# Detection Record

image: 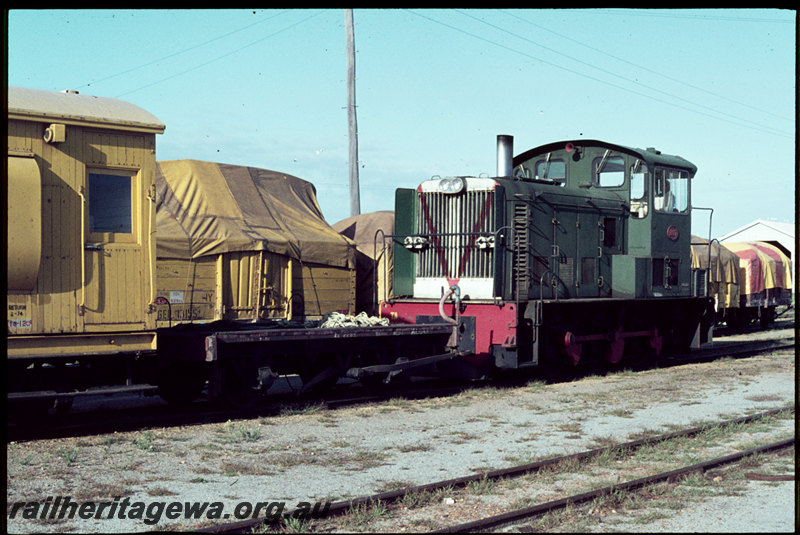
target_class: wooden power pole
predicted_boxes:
[345,8,360,216]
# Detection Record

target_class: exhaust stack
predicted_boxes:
[497,135,513,177]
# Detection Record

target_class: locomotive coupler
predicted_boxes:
[439,285,462,349]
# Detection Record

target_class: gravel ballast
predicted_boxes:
[6,337,795,533]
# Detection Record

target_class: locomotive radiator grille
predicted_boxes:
[415,189,495,281]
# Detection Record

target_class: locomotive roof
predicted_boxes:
[7,86,165,134]
[514,139,697,176]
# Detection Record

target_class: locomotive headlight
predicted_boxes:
[403,236,429,250]
[475,235,495,249]
[437,177,465,194]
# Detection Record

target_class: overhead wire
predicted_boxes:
[454,9,792,136]
[406,9,792,139]
[77,10,290,91]
[500,9,791,124]
[571,9,796,24]
[114,10,326,98]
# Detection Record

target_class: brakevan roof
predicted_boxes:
[155,159,355,269]
[7,86,165,133]
[514,139,697,176]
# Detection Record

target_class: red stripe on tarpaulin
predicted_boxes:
[730,245,764,295]
[749,242,785,288]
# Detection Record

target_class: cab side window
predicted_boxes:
[654,167,689,213]
[629,159,648,218]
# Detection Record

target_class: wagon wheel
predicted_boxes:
[299,351,352,393]
[53,396,74,415]
[157,362,208,405]
[8,399,55,421]
[218,356,264,410]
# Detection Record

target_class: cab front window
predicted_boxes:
[534,158,565,186]
[592,152,625,187]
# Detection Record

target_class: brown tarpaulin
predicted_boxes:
[690,236,740,309]
[156,159,355,268]
[332,211,395,313]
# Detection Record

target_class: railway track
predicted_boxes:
[198,406,794,533]
[7,334,794,443]
[436,437,794,533]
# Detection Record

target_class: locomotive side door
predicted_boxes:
[650,167,692,296]
[575,210,601,298]
[591,152,626,298]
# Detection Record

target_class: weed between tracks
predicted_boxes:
[270,410,794,533]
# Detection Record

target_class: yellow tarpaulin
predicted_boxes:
[723,241,792,296]
[332,211,395,312]
[690,236,740,308]
[156,160,355,269]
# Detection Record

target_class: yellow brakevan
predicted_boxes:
[7,86,164,406]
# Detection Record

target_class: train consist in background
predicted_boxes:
[691,238,792,329]
[7,87,792,413]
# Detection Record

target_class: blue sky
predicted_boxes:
[7,8,796,237]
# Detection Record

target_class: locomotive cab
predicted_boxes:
[513,140,697,301]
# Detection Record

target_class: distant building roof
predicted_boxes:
[720,219,794,243]
[720,219,795,272]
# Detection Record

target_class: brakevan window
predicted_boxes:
[653,167,689,213]
[592,153,625,187]
[88,171,134,238]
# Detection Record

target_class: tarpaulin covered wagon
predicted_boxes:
[155,160,357,326]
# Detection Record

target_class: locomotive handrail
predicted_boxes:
[373,228,389,314]
[692,206,715,250]
[78,186,86,316]
[393,231,495,238]
[539,268,562,304]
[692,206,715,296]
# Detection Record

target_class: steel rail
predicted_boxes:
[198,405,794,534]
[665,338,795,366]
[435,437,795,533]
[8,335,792,443]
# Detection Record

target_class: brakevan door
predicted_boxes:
[82,168,151,330]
